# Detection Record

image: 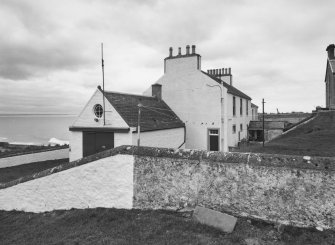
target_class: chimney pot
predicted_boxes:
[228,67,231,75]
[186,45,190,55]
[225,68,228,74]
[169,47,173,57]
[215,69,218,75]
[178,47,181,55]
[326,44,335,59]
[191,45,196,54]
[219,69,222,75]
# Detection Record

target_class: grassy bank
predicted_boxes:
[237,111,335,156]
[0,158,69,184]
[0,208,334,245]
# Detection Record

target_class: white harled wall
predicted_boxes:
[132,127,185,149]
[0,155,134,212]
[145,54,252,150]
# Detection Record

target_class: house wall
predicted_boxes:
[146,54,252,151]
[132,127,185,149]
[227,95,252,146]
[69,89,130,161]
[72,89,128,128]
[69,131,82,161]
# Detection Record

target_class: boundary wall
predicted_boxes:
[0,146,335,230]
[0,148,69,168]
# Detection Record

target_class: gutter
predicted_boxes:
[177,125,186,149]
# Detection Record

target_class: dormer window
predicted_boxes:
[93,104,103,118]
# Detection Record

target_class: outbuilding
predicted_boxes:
[69,87,185,161]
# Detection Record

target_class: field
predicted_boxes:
[1,208,335,245]
[237,111,335,156]
[0,159,69,183]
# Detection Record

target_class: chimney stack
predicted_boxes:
[326,44,335,60]
[178,47,181,56]
[169,47,173,57]
[186,45,190,55]
[191,45,196,54]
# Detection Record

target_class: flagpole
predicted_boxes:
[101,43,106,126]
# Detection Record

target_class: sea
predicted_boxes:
[0,114,77,145]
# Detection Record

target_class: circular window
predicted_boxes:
[93,104,103,118]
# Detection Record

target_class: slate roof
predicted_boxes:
[102,90,184,132]
[202,71,252,100]
[251,103,258,108]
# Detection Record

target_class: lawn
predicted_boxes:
[0,208,335,245]
[0,158,69,184]
[237,111,335,157]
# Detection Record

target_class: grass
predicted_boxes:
[0,208,335,245]
[0,158,69,184]
[237,111,335,157]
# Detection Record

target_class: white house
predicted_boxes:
[69,45,253,161]
[69,87,185,161]
[144,45,253,151]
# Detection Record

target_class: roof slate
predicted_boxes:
[202,71,251,100]
[102,90,184,132]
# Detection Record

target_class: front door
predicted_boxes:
[83,132,114,157]
[208,129,219,151]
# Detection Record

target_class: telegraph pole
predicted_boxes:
[262,98,265,147]
[137,103,142,147]
[101,43,106,126]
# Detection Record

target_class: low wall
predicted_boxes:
[0,146,335,230]
[0,154,133,212]
[0,148,69,168]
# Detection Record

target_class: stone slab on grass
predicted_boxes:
[193,206,237,233]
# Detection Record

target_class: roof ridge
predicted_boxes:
[201,71,251,100]
[98,87,156,99]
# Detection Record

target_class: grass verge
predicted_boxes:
[0,208,334,245]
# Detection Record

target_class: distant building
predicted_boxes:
[325,44,335,109]
[251,103,258,120]
[248,121,285,142]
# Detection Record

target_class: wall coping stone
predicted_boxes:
[0,145,69,159]
[1,145,335,190]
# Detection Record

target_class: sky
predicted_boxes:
[0,0,334,114]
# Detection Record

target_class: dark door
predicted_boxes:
[208,129,219,151]
[83,132,114,157]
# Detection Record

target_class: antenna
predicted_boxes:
[101,43,106,126]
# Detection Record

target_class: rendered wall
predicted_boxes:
[0,154,134,212]
[0,148,69,168]
[69,131,82,161]
[132,127,185,149]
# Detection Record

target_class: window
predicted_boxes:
[232,125,236,134]
[233,97,236,116]
[240,124,243,131]
[246,100,248,116]
[93,104,103,118]
[240,98,243,115]
[208,129,219,151]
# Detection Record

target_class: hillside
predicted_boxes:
[240,111,335,156]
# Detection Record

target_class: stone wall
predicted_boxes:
[1,146,335,230]
[131,147,335,229]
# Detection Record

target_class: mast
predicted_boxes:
[101,43,106,126]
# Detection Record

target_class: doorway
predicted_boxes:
[83,132,114,157]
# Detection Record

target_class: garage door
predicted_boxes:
[83,132,114,157]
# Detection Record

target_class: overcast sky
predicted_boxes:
[0,0,333,114]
